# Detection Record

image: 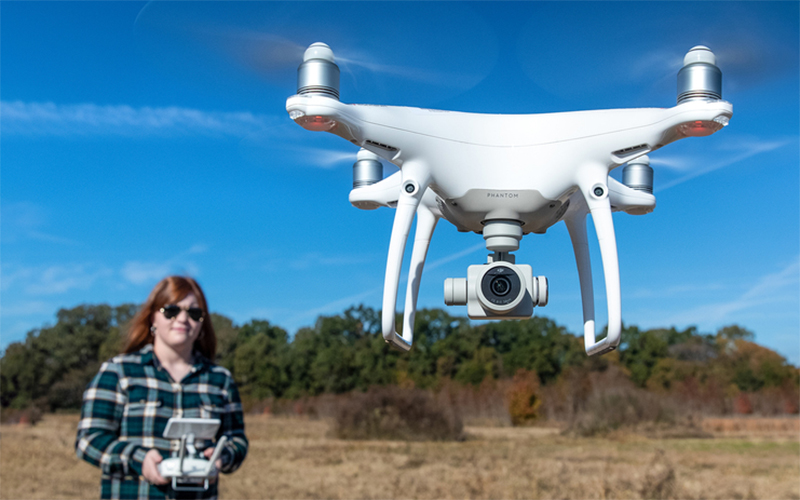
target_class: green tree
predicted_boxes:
[232,320,289,400]
[0,304,137,410]
[480,316,582,384]
[211,313,240,370]
[618,325,670,387]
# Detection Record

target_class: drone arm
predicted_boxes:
[382,161,431,351]
[401,204,439,345]
[568,169,622,356]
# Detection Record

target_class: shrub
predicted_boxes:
[436,377,511,426]
[0,405,43,425]
[568,391,670,436]
[734,393,753,414]
[565,369,676,437]
[506,369,541,426]
[332,386,463,441]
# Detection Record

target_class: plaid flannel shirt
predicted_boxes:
[76,344,248,499]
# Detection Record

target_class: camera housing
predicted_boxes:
[444,262,548,320]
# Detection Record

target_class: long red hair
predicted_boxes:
[125,276,216,360]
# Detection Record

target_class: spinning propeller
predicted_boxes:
[133,1,498,105]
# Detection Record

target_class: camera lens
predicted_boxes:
[490,276,511,296]
[480,265,522,308]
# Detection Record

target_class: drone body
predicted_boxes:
[287,43,732,355]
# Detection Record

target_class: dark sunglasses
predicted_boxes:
[159,304,205,322]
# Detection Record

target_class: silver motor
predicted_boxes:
[352,149,383,189]
[298,42,340,100]
[623,155,654,193]
[677,45,721,104]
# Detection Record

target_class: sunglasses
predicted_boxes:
[159,304,205,322]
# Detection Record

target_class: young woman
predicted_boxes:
[76,276,247,499]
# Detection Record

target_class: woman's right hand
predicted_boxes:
[141,449,169,485]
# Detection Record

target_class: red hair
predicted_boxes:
[125,276,216,360]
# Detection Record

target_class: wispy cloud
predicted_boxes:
[663,257,800,326]
[424,242,485,272]
[280,241,485,327]
[1,263,114,296]
[286,252,375,271]
[282,287,381,328]
[655,137,793,192]
[625,282,726,300]
[1,101,283,137]
[120,244,208,285]
[1,201,80,245]
[0,300,54,318]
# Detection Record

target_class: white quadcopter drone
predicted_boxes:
[157,417,228,492]
[287,43,732,356]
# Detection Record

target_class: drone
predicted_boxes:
[157,417,228,492]
[287,43,732,356]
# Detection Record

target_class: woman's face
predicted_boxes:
[151,292,204,353]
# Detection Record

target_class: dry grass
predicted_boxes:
[2,414,799,499]
[702,417,800,437]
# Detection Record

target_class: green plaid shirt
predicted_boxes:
[76,344,248,499]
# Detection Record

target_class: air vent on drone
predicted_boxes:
[612,143,650,162]
[365,140,399,153]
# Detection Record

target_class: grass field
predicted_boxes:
[1,414,798,499]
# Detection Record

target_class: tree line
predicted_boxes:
[1,303,797,413]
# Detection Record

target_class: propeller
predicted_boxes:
[513,2,794,105]
[133,1,499,106]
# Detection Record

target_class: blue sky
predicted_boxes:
[2,1,798,364]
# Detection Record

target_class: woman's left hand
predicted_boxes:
[204,447,223,481]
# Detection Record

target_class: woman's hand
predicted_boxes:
[141,449,169,485]
[204,447,223,470]
[204,447,223,482]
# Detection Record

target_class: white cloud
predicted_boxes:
[186,244,209,255]
[663,258,800,326]
[120,260,200,286]
[282,287,380,328]
[1,264,114,296]
[286,252,376,271]
[625,282,726,300]
[119,244,206,285]
[280,242,485,327]
[0,101,283,138]
[424,242,485,272]
[0,300,53,318]
[120,261,176,286]
[0,201,79,245]
[655,137,793,192]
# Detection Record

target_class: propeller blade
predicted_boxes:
[133,1,499,105]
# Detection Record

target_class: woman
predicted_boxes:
[76,276,247,499]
